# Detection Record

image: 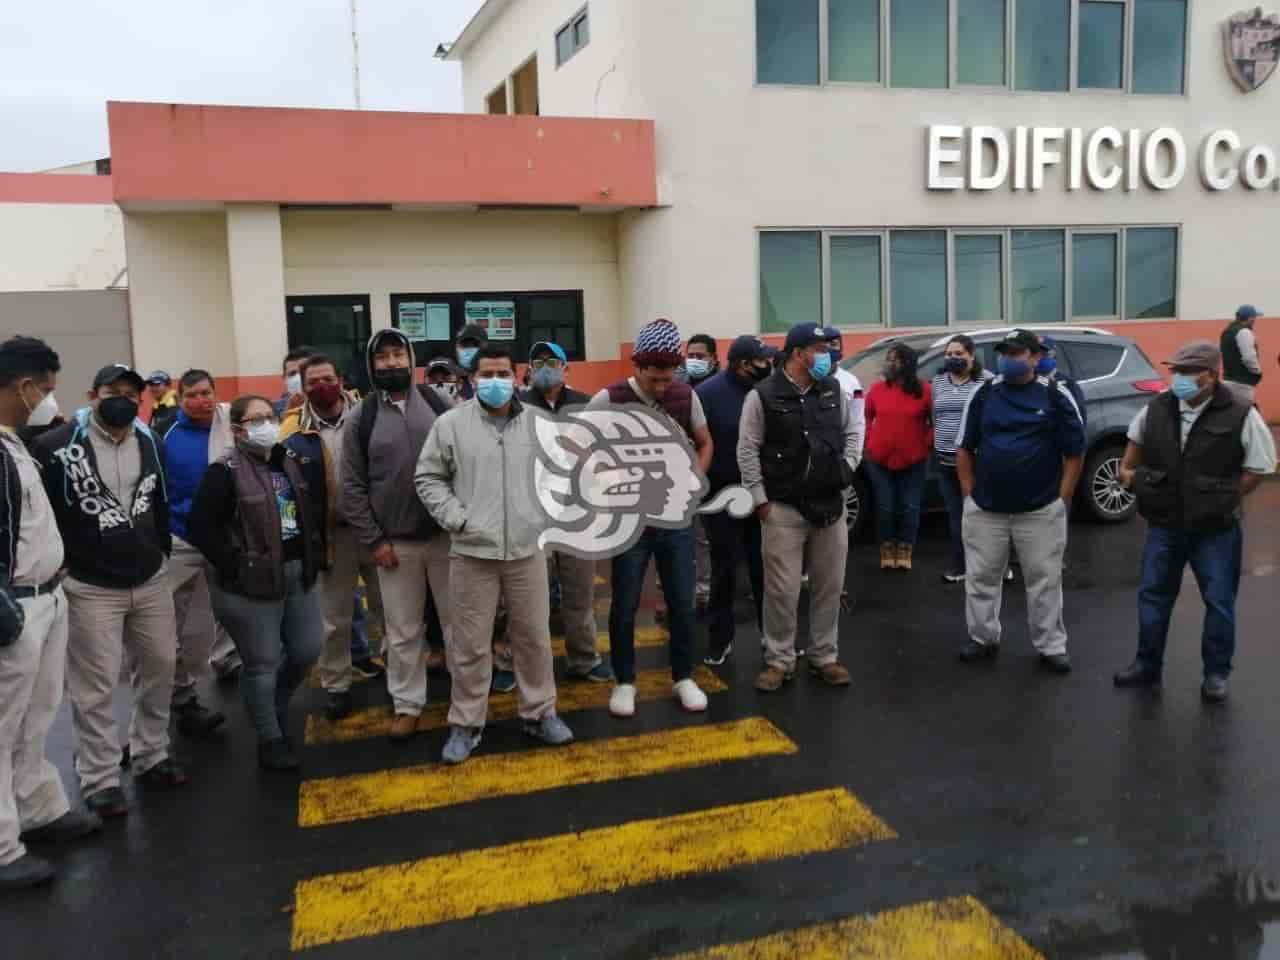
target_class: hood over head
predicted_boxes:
[365,329,417,387]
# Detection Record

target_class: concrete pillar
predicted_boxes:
[225,204,287,379]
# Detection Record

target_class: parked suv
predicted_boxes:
[840,326,1167,540]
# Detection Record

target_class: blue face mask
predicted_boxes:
[998,356,1032,380]
[685,358,711,380]
[828,346,843,364]
[1170,373,1203,400]
[1036,357,1057,375]
[457,346,478,371]
[533,365,564,392]
[810,352,833,378]
[476,376,515,408]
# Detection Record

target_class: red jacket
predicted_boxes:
[865,381,933,470]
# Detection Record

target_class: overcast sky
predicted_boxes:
[0,0,483,171]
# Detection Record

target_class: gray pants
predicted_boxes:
[317,525,360,694]
[963,498,1068,655]
[64,569,176,795]
[377,537,452,716]
[210,560,323,743]
[761,503,847,672]
[170,536,240,704]
[549,550,599,675]
[0,590,71,865]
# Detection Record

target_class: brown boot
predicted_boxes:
[879,543,896,569]
[898,543,914,571]
[389,714,418,743]
[754,665,793,692]
[425,648,448,675]
[809,661,852,686]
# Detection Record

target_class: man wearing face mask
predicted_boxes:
[454,324,488,402]
[34,366,188,817]
[416,344,574,764]
[16,385,63,453]
[342,330,453,742]
[1115,341,1276,703]
[956,329,1085,672]
[518,341,611,682]
[425,357,461,404]
[679,335,720,387]
[1035,337,1086,426]
[695,335,771,665]
[739,323,859,692]
[273,347,316,419]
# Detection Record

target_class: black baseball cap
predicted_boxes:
[994,329,1044,354]
[92,364,146,392]
[783,322,827,352]
[727,335,767,366]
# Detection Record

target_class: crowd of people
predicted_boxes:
[0,308,1273,890]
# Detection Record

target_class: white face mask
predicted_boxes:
[429,381,458,401]
[285,373,302,396]
[243,421,278,454]
[27,390,59,427]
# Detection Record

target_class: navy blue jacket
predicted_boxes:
[696,370,756,495]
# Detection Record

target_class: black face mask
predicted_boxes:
[748,364,771,382]
[373,367,412,393]
[98,396,139,428]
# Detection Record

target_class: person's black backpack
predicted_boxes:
[356,384,451,459]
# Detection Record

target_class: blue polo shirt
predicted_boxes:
[959,375,1085,514]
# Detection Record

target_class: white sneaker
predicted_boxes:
[609,684,637,718]
[673,678,708,712]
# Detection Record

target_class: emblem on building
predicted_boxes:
[1225,8,1280,92]
[530,405,753,560]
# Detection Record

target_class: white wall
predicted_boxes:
[0,203,125,292]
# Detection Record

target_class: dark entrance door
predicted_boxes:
[285,295,372,394]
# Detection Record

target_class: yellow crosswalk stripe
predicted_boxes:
[290,788,895,950]
[298,717,796,828]
[304,665,725,746]
[660,896,1043,959]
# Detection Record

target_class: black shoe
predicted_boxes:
[174,700,226,738]
[326,691,353,720]
[119,744,130,769]
[136,759,189,789]
[20,809,102,844]
[1202,675,1229,703]
[1039,653,1072,674]
[0,854,54,890]
[1114,661,1161,688]
[942,570,965,584]
[258,738,300,772]
[703,643,732,667]
[958,639,999,663]
[351,657,385,680]
[214,661,242,684]
[84,787,128,818]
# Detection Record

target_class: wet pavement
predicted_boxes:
[5,484,1280,958]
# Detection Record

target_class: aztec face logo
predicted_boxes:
[530,404,754,559]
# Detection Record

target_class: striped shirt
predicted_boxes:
[931,371,989,465]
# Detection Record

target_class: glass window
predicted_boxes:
[890,231,947,327]
[955,235,1004,323]
[891,0,949,88]
[1071,233,1118,317]
[830,235,883,327]
[1011,229,1065,323]
[957,0,1007,85]
[574,12,589,47]
[1125,227,1177,318]
[556,28,574,66]
[556,7,589,66]
[1133,0,1186,94]
[760,232,822,332]
[829,0,880,82]
[1078,1,1125,88]
[1015,0,1069,90]
[1062,341,1123,380]
[756,0,820,84]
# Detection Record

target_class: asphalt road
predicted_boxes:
[5,485,1280,959]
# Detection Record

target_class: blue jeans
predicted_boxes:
[935,457,966,573]
[1137,523,1242,678]
[702,511,764,651]
[864,459,927,546]
[609,525,695,684]
[349,587,371,661]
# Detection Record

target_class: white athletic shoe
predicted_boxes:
[673,678,708,712]
[609,684,637,718]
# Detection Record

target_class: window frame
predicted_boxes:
[758,224,1180,333]
[389,290,587,363]
[555,5,590,68]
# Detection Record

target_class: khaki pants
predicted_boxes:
[64,569,176,795]
[549,550,599,675]
[761,503,847,672]
[170,536,239,704]
[963,498,1068,655]
[0,590,71,865]
[317,526,360,694]
[377,537,452,716]
[448,553,556,729]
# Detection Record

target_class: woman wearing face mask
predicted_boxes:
[187,395,328,772]
[931,336,989,583]
[863,344,933,571]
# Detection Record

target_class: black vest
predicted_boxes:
[1134,385,1250,533]
[1221,321,1262,386]
[756,370,849,526]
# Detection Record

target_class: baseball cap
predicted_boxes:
[529,341,568,364]
[994,329,1044,354]
[783,322,827,353]
[457,323,488,346]
[1163,340,1221,371]
[1237,305,1262,321]
[727,335,767,366]
[821,326,844,342]
[426,357,456,373]
[92,364,145,392]
[145,370,171,385]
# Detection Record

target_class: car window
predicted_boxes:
[1060,341,1124,381]
[843,346,890,388]
[918,352,945,381]
[976,343,999,377]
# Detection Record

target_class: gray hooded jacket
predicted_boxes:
[341,330,445,549]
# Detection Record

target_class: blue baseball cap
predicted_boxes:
[529,341,568,364]
[783,322,826,352]
[1237,305,1261,320]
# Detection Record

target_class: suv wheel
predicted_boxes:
[1083,444,1137,523]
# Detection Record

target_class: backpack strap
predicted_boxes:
[357,394,380,462]
[417,384,451,417]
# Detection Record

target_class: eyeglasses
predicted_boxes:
[529,358,563,370]
[239,415,280,428]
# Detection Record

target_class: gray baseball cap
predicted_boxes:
[1163,340,1221,371]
